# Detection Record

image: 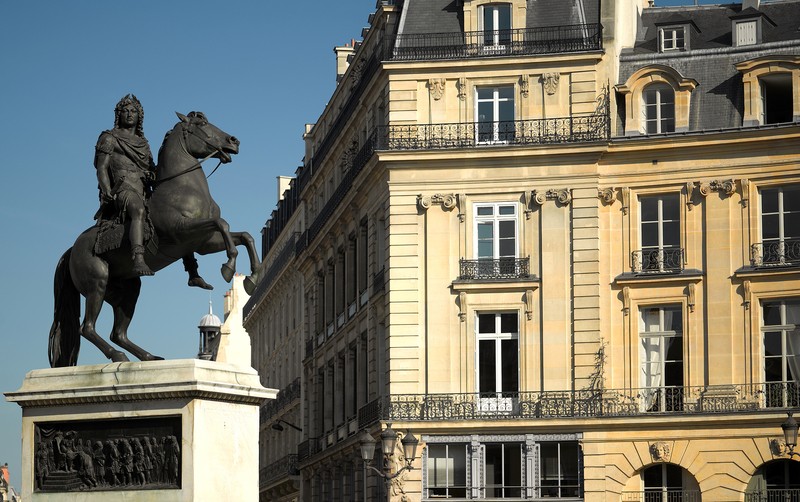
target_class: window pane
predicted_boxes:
[785,213,800,239]
[500,313,518,333]
[662,221,681,247]
[499,99,514,124]
[763,303,782,326]
[501,339,518,393]
[477,206,494,216]
[662,194,680,220]
[641,222,659,248]
[479,339,496,393]
[478,100,493,123]
[477,88,494,101]
[428,444,448,488]
[644,90,658,106]
[497,4,511,30]
[498,204,515,215]
[764,331,782,357]
[667,308,682,332]
[498,220,515,239]
[485,444,503,496]
[478,313,496,333]
[784,187,800,212]
[499,86,514,101]
[477,221,494,239]
[504,444,522,497]
[641,197,658,222]
[498,237,515,257]
[763,214,780,240]
[762,189,779,214]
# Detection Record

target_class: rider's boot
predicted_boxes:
[132,246,154,276]
[183,255,213,290]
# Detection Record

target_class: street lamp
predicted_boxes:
[271,419,303,432]
[358,426,419,482]
[782,411,799,458]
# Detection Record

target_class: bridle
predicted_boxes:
[151,117,229,186]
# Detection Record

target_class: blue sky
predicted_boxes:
[0,0,730,490]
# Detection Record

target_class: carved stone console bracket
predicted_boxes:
[686,182,696,210]
[743,279,751,310]
[525,290,534,321]
[687,283,696,313]
[532,188,572,206]
[740,178,750,207]
[418,193,458,212]
[457,77,467,101]
[459,291,467,322]
[598,187,616,206]
[699,179,736,198]
[541,73,560,95]
[621,187,631,215]
[623,287,630,315]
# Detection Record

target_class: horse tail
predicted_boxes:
[48,248,81,367]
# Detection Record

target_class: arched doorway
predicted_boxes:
[622,463,701,501]
[746,460,800,501]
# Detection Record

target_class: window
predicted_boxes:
[476,86,515,143]
[642,464,685,501]
[477,312,519,412]
[759,186,800,265]
[427,443,468,498]
[736,20,758,46]
[761,299,800,408]
[639,305,683,412]
[485,443,523,498]
[481,4,511,46]
[642,84,675,134]
[540,442,581,498]
[760,73,794,124]
[358,219,368,303]
[424,436,583,500]
[659,27,685,52]
[474,202,518,276]
[638,194,681,272]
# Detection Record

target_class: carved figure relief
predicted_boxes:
[428,78,446,101]
[520,75,530,98]
[770,437,789,457]
[650,441,671,462]
[34,417,181,492]
[418,193,458,211]
[541,73,560,95]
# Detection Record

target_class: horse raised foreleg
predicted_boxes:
[230,231,260,295]
[176,217,238,282]
[106,278,163,362]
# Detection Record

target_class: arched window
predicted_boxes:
[642,84,676,134]
[747,460,800,499]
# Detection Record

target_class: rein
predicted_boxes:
[151,122,227,187]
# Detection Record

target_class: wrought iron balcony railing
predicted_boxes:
[260,377,301,424]
[622,490,701,502]
[388,23,602,61]
[631,248,684,274]
[376,113,609,151]
[751,238,800,267]
[371,382,799,421]
[459,257,530,280]
[746,489,800,502]
[259,454,299,489]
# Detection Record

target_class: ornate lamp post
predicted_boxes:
[358,426,419,483]
[782,411,799,458]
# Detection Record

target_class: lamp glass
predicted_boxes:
[401,430,419,464]
[783,412,799,448]
[380,427,398,457]
[358,431,377,464]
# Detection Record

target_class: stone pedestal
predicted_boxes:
[5,359,276,501]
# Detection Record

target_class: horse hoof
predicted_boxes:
[111,351,130,363]
[243,276,257,295]
[221,264,235,282]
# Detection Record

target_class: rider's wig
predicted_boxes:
[114,94,145,137]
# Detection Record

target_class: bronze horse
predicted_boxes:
[49,112,260,367]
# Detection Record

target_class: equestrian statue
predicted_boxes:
[49,95,260,367]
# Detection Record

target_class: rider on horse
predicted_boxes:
[94,94,156,276]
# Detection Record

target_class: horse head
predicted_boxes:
[174,111,239,164]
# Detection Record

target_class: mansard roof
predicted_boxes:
[629,1,800,54]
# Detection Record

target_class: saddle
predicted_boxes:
[93,205,158,256]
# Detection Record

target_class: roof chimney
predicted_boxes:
[743,0,760,10]
[334,42,356,84]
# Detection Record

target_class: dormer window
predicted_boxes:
[730,9,774,48]
[735,20,758,46]
[481,4,512,46]
[660,26,685,52]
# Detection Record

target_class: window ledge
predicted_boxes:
[452,276,540,292]
[734,265,800,279]
[614,269,703,286]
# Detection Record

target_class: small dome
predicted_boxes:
[198,301,222,328]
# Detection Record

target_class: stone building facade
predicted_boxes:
[243,0,800,500]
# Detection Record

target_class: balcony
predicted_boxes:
[631,248,685,274]
[751,238,800,267]
[459,257,530,280]
[387,23,602,61]
[622,490,701,502]
[259,378,301,424]
[746,490,800,502]
[369,382,798,421]
[259,454,298,490]
[377,113,609,151]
